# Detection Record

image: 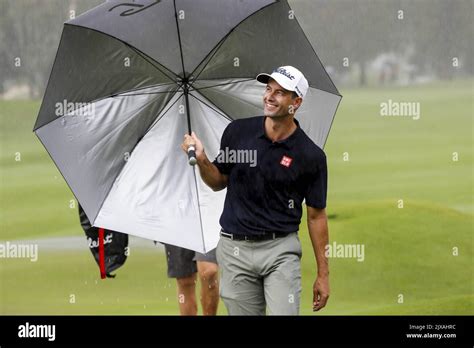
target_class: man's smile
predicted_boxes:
[265,102,278,110]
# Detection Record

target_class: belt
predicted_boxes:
[220,229,292,241]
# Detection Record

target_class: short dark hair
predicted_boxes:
[291,91,298,99]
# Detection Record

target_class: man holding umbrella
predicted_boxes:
[181,66,330,315]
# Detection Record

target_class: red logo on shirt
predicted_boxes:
[280,155,293,167]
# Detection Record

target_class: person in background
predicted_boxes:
[163,244,219,315]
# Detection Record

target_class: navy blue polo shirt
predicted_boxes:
[212,116,327,236]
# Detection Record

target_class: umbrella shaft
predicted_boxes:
[184,86,192,135]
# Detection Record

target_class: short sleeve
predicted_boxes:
[212,122,234,175]
[305,154,328,209]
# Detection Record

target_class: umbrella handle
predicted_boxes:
[187,145,197,166]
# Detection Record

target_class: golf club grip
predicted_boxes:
[187,145,197,166]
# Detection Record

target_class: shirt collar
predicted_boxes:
[257,116,302,149]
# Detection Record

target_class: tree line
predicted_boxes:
[0,0,472,98]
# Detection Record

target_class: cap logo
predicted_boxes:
[274,67,295,80]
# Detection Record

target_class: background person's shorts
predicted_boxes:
[163,244,217,278]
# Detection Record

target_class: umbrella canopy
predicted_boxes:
[34,0,341,253]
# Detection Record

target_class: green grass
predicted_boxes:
[0,79,472,315]
[300,201,472,315]
[0,249,182,315]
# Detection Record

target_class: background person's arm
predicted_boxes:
[307,205,330,311]
[181,132,228,191]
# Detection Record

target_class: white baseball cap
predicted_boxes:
[256,65,309,98]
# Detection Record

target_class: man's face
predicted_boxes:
[263,79,301,118]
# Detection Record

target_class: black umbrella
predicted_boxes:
[34,0,341,253]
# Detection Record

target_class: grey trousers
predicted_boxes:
[216,232,302,315]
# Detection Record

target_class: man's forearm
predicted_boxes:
[308,214,329,277]
[196,151,227,191]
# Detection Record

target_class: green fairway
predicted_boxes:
[0,79,472,315]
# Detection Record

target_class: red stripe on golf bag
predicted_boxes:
[98,228,106,279]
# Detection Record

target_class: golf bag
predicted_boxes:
[78,205,128,278]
